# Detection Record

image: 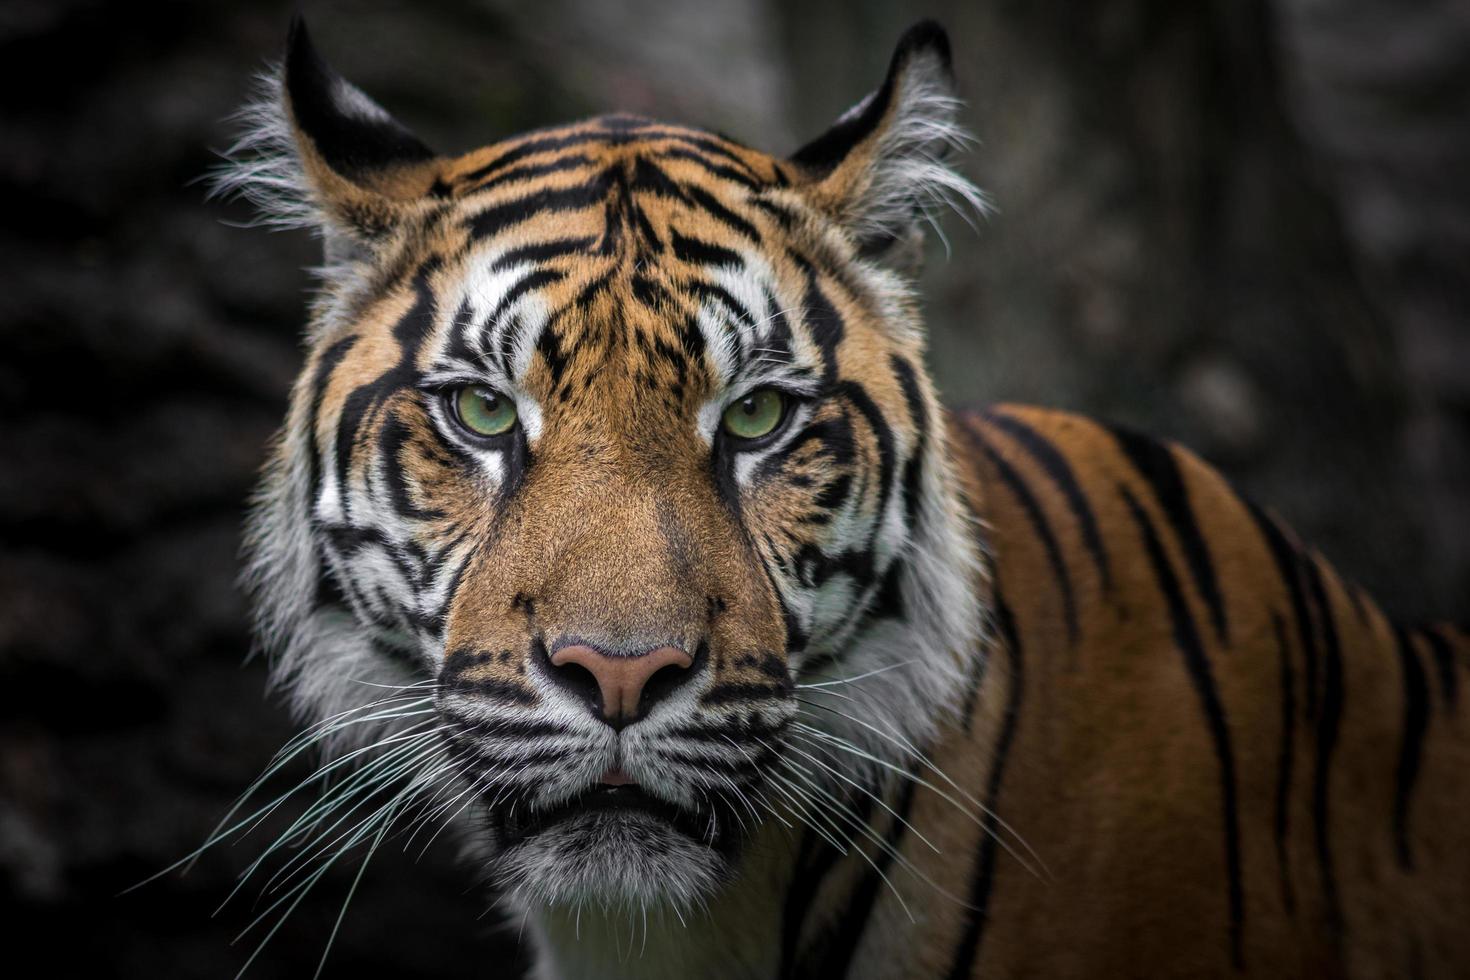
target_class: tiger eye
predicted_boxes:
[453,386,518,437]
[721,389,787,442]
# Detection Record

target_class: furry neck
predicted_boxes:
[522,825,798,980]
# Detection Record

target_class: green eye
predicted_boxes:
[721,388,787,442]
[453,385,518,437]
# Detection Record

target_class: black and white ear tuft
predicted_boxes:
[213,17,442,257]
[790,21,987,257]
[281,18,435,183]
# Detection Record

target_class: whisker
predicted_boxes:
[124,698,437,892]
[230,731,445,908]
[312,803,394,980]
[777,755,981,913]
[796,659,919,689]
[783,737,941,855]
[791,705,1049,881]
[765,766,915,922]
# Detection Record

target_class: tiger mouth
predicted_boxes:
[496,783,717,847]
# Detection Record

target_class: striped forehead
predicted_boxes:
[439,115,789,200]
[413,123,832,409]
[433,246,810,386]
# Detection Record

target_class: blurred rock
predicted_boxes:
[1178,356,1267,458]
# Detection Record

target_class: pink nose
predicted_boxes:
[549,644,694,728]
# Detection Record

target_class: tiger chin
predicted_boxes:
[220,14,1470,980]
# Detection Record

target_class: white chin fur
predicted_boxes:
[490,810,727,914]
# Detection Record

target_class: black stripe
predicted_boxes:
[455,130,616,187]
[699,682,790,706]
[1391,623,1430,871]
[1120,485,1244,969]
[780,785,876,980]
[489,236,597,271]
[378,412,441,522]
[318,522,399,557]
[420,541,472,639]
[572,270,616,310]
[534,322,569,389]
[946,589,1023,980]
[751,197,796,229]
[804,767,921,980]
[442,645,496,675]
[779,833,841,977]
[442,677,538,706]
[466,176,611,240]
[482,269,565,342]
[445,741,568,769]
[305,334,358,498]
[1246,501,1320,720]
[446,716,568,742]
[660,750,773,779]
[985,409,1112,593]
[1112,426,1229,645]
[960,423,1078,644]
[685,280,753,327]
[1345,582,1371,626]
[334,265,438,514]
[682,183,762,242]
[1421,626,1459,712]
[958,514,994,734]
[654,147,760,190]
[468,153,594,194]
[668,720,786,743]
[890,355,928,531]
[863,558,904,619]
[455,126,761,190]
[630,273,672,312]
[796,263,843,383]
[959,640,989,735]
[629,155,689,203]
[631,199,664,254]
[1271,612,1297,913]
[732,652,789,680]
[834,381,898,558]
[1299,555,1345,942]
[656,132,763,182]
[670,230,743,268]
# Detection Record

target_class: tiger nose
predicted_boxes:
[548,644,695,729]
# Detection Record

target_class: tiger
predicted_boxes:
[215,15,1470,979]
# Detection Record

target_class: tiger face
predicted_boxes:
[237,19,983,913]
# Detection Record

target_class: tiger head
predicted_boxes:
[235,19,985,913]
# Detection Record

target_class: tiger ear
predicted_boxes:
[789,21,986,260]
[215,17,444,263]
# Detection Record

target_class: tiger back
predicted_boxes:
[909,405,1470,978]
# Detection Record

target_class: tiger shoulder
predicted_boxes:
[937,401,1470,977]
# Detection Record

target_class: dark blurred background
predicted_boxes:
[1,0,1466,975]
